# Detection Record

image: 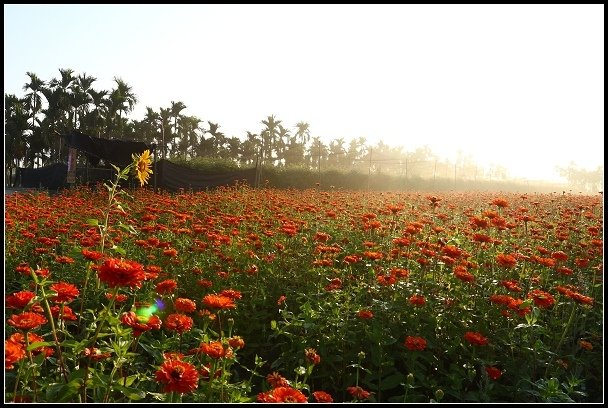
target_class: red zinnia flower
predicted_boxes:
[5,339,26,369]
[8,312,47,331]
[528,289,555,309]
[175,298,197,314]
[50,305,78,320]
[120,311,162,336]
[219,289,242,300]
[8,332,54,358]
[82,248,104,261]
[347,385,372,400]
[98,258,146,289]
[164,313,193,334]
[266,372,290,388]
[409,294,425,306]
[313,391,334,403]
[305,348,321,365]
[404,336,427,351]
[49,282,80,303]
[464,331,489,346]
[357,309,374,319]
[501,280,522,292]
[228,336,245,350]
[258,386,308,403]
[199,341,227,359]
[156,279,178,295]
[6,291,36,309]
[155,359,199,394]
[486,366,502,380]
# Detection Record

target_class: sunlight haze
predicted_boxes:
[4,4,604,183]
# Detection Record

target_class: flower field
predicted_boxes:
[4,181,603,402]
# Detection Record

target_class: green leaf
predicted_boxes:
[27,341,54,351]
[111,245,127,256]
[113,384,145,400]
[86,218,99,226]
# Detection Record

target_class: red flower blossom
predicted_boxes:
[98,258,146,289]
[496,253,517,268]
[120,311,162,336]
[202,294,236,310]
[156,279,178,295]
[347,385,372,400]
[453,265,475,283]
[404,336,427,351]
[313,391,334,403]
[82,248,104,261]
[258,386,308,403]
[83,347,112,361]
[164,313,193,334]
[486,366,502,380]
[305,348,321,365]
[501,280,522,292]
[464,331,489,346]
[228,336,245,350]
[175,298,197,314]
[266,372,290,388]
[155,359,199,394]
[50,305,78,320]
[528,289,555,309]
[409,294,425,306]
[5,339,26,369]
[8,312,47,331]
[357,309,374,319]
[199,341,228,359]
[219,289,242,300]
[277,295,287,305]
[49,281,80,303]
[8,332,54,358]
[6,291,36,309]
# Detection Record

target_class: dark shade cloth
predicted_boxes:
[15,163,67,189]
[154,159,257,192]
[63,130,155,168]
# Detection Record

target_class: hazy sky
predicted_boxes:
[4,4,604,182]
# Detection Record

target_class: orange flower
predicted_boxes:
[8,332,53,358]
[199,341,227,359]
[501,280,522,292]
[5,339,26,369]
[8,312,47,331]
[175,298,197,314]
[228,336,245,350]
[496,253,517,268]
[202,294,236,310]
[98,257,146,289]
[155,359,199,394]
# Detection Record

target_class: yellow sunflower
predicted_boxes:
[132,149,153,186]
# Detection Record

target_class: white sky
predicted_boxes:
[4,4,604,182]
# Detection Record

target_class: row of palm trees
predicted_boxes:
[5,68,497,185]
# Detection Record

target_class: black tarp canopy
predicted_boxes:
[63,130,155,168]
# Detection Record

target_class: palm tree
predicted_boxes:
[5,94,30,184]
[159,107,172,159]
[170,101,187,158]
[261,115,281,166]
[207,121,226,158]
[294,121,311,146]
[87,89,109,137]
[22,72,46,129]
[240,131,259,166]
[109,77,137,139]
[70,72,96,130]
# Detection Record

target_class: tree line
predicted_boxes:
[7,68,594,191]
